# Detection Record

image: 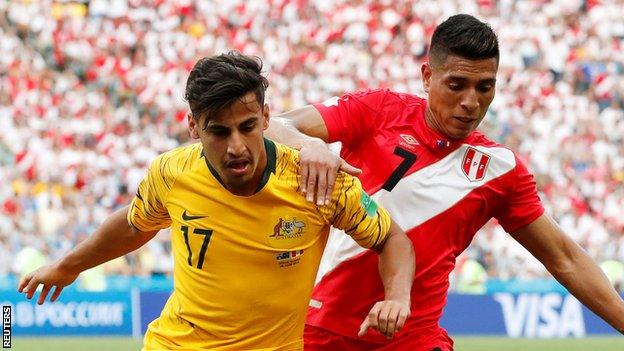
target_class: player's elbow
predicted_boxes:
[376,228,414,258]
[544,239,584,280]
[548,257,576,279]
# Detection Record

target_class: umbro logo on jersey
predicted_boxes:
[462,147,491,182]
[182,210,207,221]
[400,134,419,145]
[399,134,419,151]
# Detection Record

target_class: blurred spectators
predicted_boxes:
[0,0,622,288]
[453,254,487,295]
[600,259,624,293]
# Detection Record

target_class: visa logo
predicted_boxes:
[494,293,585,338]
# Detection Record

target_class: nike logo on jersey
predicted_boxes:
[182,210,207,221]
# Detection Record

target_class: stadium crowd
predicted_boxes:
[0,0,623,292]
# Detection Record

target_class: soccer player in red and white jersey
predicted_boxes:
[268,14,624,351]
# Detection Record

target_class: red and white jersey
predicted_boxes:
[309,89,545,343]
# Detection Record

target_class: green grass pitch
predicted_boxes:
[7,336,624,350]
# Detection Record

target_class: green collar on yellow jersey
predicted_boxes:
[203,138,277,194]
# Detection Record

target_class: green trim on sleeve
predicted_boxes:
[360,190,378,217]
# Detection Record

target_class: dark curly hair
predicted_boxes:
[184,51,269,129]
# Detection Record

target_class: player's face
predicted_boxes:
[189,92,270,196]
[422,55,498,139]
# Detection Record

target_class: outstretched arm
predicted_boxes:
[267,105,331,146]
[511,214,624,333]
[359,221,415,339]
[267,107,361,205]
[18,205,158,304]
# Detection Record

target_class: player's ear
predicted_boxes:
[188,113,200,139]
[422,62,432,93]
[262,103,270,130]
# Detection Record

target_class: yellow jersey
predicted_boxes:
[128,139,391,351]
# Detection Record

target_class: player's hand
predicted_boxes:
[358,299,411,339]
[299,138,361,205]
[17,262,79,305]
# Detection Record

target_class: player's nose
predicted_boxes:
[227,131,246,156]
[460,89,479,113]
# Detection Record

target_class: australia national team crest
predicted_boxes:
[269,217,307,240]
[462,147,491,182]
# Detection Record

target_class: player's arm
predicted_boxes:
[358,220,415,339]
[511,214,624,333]
[267,106,360,205]
[18,205,158,305]
[268,105,330,145]
[322,173,414,339]
[19,151,174,305]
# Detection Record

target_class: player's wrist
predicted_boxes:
[300,137,326,150]
[55,257,84,277]
[383,293,411,307]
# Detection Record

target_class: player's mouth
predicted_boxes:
[226,159,251,176]
[453,116,476,124]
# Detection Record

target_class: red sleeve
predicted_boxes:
[495,156,545,233]
[313,89,389,146]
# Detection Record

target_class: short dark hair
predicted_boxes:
[429,14,499,67]
[184,51,269,129]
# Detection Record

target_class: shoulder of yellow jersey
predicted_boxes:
[149,142,203,193]
[272,140,301,181]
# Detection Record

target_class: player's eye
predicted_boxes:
[241,122,257,133]
[210,128,230,137]
[477,83,494,93]
[448,82,463,91]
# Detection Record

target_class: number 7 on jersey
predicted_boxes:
[181,225,213,269]
[382,146,417,192]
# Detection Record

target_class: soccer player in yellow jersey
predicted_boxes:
[18,52,415,350]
